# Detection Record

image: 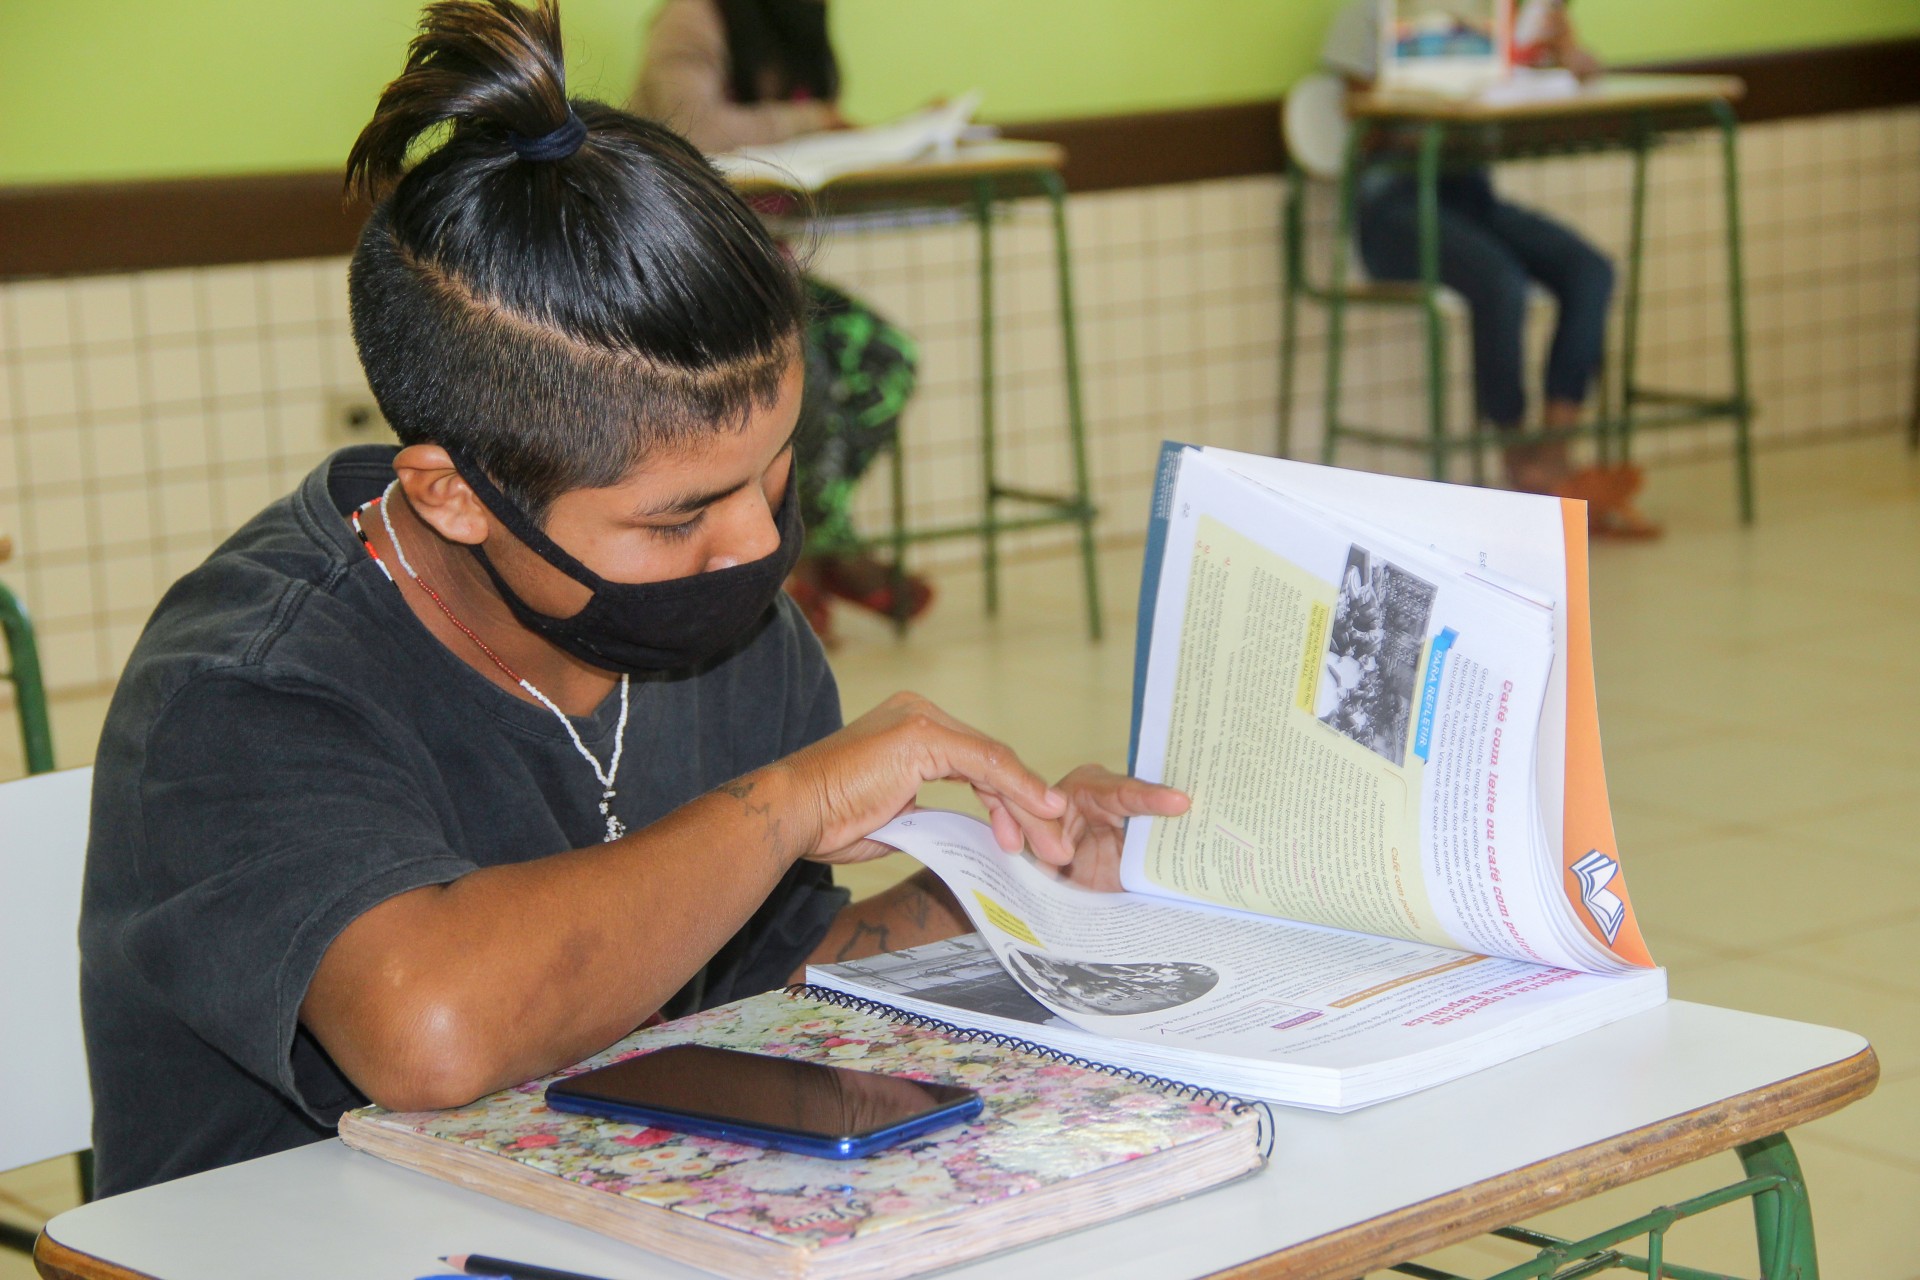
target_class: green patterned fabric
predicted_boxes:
[795,277,919,555]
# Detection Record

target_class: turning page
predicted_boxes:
[857,815,1665,1109]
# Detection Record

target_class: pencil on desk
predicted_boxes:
[443,1252,614,1280]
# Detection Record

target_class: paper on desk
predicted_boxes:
[711,91,982,191]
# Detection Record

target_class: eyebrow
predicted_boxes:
[634,420,802,520]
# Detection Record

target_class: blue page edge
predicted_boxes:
[1128,441,1196,773]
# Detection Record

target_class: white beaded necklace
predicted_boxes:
[361,480,631,842]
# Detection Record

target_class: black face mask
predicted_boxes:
[448,451,803,675]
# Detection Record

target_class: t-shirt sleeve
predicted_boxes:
[118,669,474,1124]
[1321,0,1381,82]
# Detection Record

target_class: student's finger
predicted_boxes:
[1099,776,1191,820]
[978,788,1072,864]
[978,793,1025,853]
[993,791,1073,866]
[933,725,1066,822]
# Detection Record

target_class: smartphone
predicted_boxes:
[544,1044,984,1159]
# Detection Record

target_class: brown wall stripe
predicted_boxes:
[2,36,1915,281]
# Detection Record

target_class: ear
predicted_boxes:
[392,444,491,548]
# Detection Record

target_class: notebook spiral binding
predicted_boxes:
[788,983,1276,1159]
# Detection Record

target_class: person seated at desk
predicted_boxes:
[633,0,930,638]
[1321,0,1657,537]
[78,0,1184,1198]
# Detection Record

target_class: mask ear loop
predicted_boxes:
[449,446,806,586]
[445,448,609,592]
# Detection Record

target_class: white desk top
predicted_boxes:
[43,1001,1871,1280]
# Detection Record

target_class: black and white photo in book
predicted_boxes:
[1314,544,1439,766]
[1006,951,1221,1017]
[871,947,1056,1025]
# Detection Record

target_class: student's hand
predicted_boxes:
[1045,764,1190,892]
[1549,10,1603,79]
[821,103,854,130]
[785,692,1069,866]
[1560,44,1603,80]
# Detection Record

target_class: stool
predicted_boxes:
[1277,75,1612,485]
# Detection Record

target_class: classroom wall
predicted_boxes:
[3,0,1918,186]
[4,103,1916,714]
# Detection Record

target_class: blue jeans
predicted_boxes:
[1356,168,1613,430]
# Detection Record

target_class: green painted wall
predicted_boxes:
[3,0,1916,186]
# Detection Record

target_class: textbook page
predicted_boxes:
[857,814,1665,1109]
[1196,448,1655,970]
[1120,449,1615,972]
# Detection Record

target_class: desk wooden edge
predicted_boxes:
[32,1047,1880,1280]
[1201,1044,1879,1280]
[1349,75,1748,122]
[727,142,1067,198]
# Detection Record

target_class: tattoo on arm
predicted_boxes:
[833,919,893,962]
[716,777,786,860]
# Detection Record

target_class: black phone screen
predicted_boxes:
[549,1044,979,1140]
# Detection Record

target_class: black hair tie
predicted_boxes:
[509,109,588,162]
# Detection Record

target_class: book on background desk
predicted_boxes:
[711,92,982,191]
[824,445,1663,1111]
[338,988,1263,1280]
[1380,0,1510,95]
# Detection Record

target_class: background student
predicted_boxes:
[634,0,932,637]
[1320,0,1656,537]
[81,0,1184,1197]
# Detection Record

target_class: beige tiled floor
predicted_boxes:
[3,434,1916,1278]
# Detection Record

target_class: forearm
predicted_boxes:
[795,869,971,980]
[305,763,816,1110]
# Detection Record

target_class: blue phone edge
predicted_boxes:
[542,1086,985,1160]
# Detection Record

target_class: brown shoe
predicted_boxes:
[1554,464,1643,511]
[1589,502,1664,540]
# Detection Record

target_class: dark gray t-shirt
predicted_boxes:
[80,445,849,1196]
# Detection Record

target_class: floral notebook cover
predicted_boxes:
[341,988,1260,1255]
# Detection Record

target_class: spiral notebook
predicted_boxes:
[338,988,1266,1280]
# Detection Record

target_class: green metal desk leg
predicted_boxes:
[1415,122,1449,482]
[1617,116,1650,468]
[0,582,54,776]
[1910,295,1920,450]
[1713,99,1757,524]
[1278,168,1304,459]
[973,179,1001,615]
[1910,279,1920,449]
[1322,125,1367,466]
[888,419,910,637]
[1740,1134,1819,1279]
[1040,170,1103,641]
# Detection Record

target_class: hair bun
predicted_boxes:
[348,0,575,201]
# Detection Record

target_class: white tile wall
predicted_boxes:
[1,105,1916,698]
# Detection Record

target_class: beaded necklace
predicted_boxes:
[351,481,631,842]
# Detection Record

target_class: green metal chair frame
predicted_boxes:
[1279,148,1618,489]
[778,163,1103,641]
[1388,1134,1820,1280]
[0,578,54,776]
[1300,103,1756,522]
[0,577,91,1256]
[1280,157,1518,487]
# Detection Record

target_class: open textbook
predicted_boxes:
[711,92,983,191]
[815,444,1663,1110]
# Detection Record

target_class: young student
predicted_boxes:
[1320,0,1657,536]
[79,0,1184,1197]
[634,0,930,638]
